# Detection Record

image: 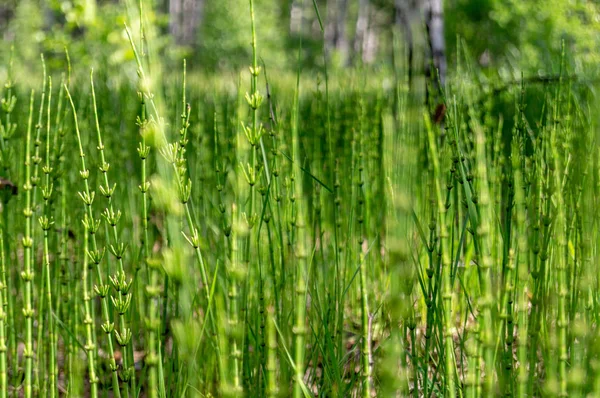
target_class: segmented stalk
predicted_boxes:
[228,204,243,394]
[550,83,568,398]
[512,137,529,398]
[356,121,372,397]
[266,305,278,397]
[138,84,160,398]
[472,112,496,395]
[90,70,135,394]
[0,51,15,396]
[291,31,308,398]
[22,90,35,398]
[31,55,46,210]
[0,227,6,398]
[82,224,99,397]
[32,56,46,396]
[425,113,455,398]
[64,85,122,398]
[40,75,57,398]
[165,62,220,380]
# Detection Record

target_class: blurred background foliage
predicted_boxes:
[447,0,600,78]
[1,0,600,83]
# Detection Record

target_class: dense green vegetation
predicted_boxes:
[1,0,600,397]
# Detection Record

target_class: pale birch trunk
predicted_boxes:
[395,0,414,88]
[170,0,204,46]
[354,0,370,64]
[424,0,446,90]
[326,0,349,65]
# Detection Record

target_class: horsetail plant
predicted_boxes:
[81,224,99,398]
[161,62,220,381]
[512,134,530,398]
[0,5,599,397]
[90,69,135,395]
[0,47,16,398]
[549,57,568,397]
[137,77,162,398]
[39,74,57,398]
[64,85,121,397]
[22,90,35,398]
[31,55,46,211]
[125,20,203,397]
[290,23,309,398]
[0,227,6,398]
[424,111,456,398]
[0,46,16,178]
[244,0,265,243]
[32,56,46,396]
[355,119,373,398]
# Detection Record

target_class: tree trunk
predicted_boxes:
[362,7,377,64]
[289,0,303,34]
[394,0,414,88]
[170,0,204,46]
[0,3,13,34]
[424,0,446,91]
[326,0,349,64]
[169,0,182,44]
[183,0,203,46]
[424,0,447,142]
[353,0,370,64]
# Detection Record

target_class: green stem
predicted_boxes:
[64,85,122,398]
[23,90,35,398]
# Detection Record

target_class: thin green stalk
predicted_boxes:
[32,56,47,396]
[356,126,372,397]
[22,90,35,398]
[0,49,15,395]
[512,140,529,398]
[138,84,161,398]
[468,107,496,396]
[40,75,57,398]
[164,70,220,375]
[125,23,188,397]
[31,55,47,212]
[228,204,243,395]
[30,67,47,394]
[64,85,122,398]
[0,226,6,398]
[425,113,455,398]
[551,93,568,398]
[0,45,16,175]
[81,225,99,397]
[291,20,308,398]
[266,305,278,397]
[90,70,135,395]
[243,7,263,383]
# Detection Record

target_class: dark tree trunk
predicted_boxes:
[0,1,14,34]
